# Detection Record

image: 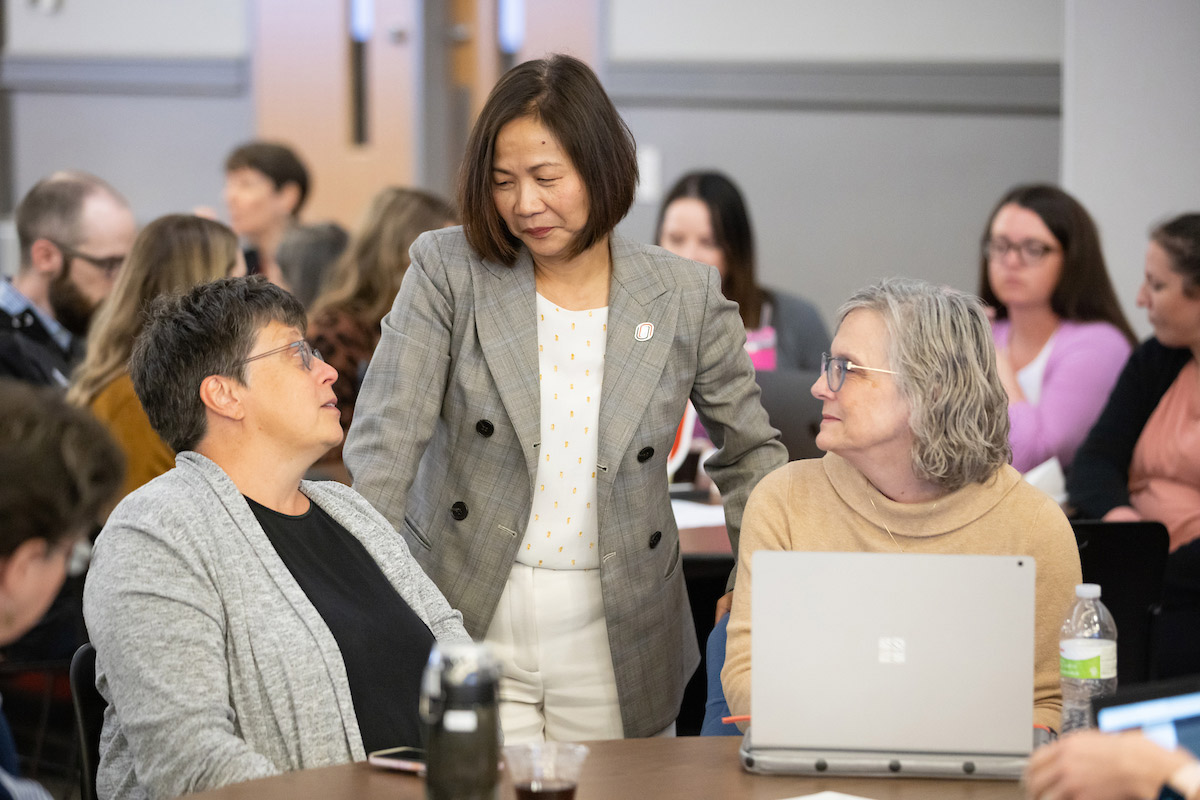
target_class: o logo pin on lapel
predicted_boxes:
[635,322,654,342]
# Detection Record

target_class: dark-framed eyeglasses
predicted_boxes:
[982,237,1059,264]
[821,352,898,392]
[48,240,127,277]
[239,340,324,371]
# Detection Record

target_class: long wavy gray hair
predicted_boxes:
[837,278,1011,491]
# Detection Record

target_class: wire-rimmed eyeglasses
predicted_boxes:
[239,340,324,371]
[821,352,898,392]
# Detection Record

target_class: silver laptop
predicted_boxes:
[740,551,1035,779]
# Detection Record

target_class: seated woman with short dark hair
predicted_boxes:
[83,276,469,800]
[722,279,1081,733]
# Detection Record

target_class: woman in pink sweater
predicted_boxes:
[979,184,1137,473]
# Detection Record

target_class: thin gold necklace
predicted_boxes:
[867,494,904,553]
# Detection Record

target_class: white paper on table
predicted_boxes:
[1023,456,1066,506]
[778,792,877,800]
[671,499,727,529]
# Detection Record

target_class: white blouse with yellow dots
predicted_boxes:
[516,293,608,570]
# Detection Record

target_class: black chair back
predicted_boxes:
[755,368,823,461]
[1072,520,1170,684]
[69,643,104,800]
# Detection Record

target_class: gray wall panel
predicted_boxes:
[1,55,248,96]
[616,105,1060,326]
[1062,0,1200,340]
[609,61,1061,115]
[10,90,253,223]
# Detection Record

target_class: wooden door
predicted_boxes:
[253,0,420,227]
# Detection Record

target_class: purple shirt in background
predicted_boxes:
[993,318,1133,474]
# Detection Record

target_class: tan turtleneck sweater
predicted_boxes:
[722,452,1081,732]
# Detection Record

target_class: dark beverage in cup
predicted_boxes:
[514,780,576,800]
[504,742,588,800]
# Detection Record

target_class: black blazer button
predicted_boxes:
[649,531,662,549]
[450,501,468,521]
[637,446,655,463]
[476,419,494,437]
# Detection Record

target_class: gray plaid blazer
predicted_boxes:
[344,227,786,737]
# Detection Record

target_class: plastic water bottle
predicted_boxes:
[1059,583,1118,733]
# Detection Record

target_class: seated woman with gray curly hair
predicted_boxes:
[722,278,1081,733]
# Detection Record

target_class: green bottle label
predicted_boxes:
[1060,654,1102,679]
[1059,639,1117,680]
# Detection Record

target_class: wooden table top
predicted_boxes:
[183,736,1024,800]
[680,523,733,556]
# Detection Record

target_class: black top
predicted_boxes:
[242,248,261,277]
[1067,337,1192,518]
[247,496,435,752]
[0,306,83,386]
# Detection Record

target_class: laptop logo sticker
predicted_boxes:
[878,636,906,664]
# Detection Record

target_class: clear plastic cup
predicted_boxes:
[503,742,589,800]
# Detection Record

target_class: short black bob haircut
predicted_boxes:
[458,54,638,266]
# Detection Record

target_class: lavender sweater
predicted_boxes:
[993,319,1132,473]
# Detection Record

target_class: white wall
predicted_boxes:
[609,0,1063,63]
[1062,0,1200,340]
[1,0,255,239]
[5,0,249,58]
[606,1,1064,324]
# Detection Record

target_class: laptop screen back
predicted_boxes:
[751,551,1035,756]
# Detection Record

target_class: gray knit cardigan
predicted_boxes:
[83,452,470,800]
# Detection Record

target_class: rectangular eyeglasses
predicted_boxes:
[239,340,324,371]
[821,352,898,392]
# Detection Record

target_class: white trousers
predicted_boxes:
[483,563,624,743]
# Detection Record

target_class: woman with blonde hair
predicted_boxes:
[69,214,244,499]
[308,187,456,464]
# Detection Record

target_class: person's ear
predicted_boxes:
[0,538,50,596]
[29,238,64,278]
[199,374,246,422]
[277,182,302,218]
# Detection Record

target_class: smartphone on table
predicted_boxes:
[367,746,426,775]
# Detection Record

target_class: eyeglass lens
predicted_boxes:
[299,342,324,370]
[821,353,846,392]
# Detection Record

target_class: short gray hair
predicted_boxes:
[838,278,1010,490]
[130,276,307,453]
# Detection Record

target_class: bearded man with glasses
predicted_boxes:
[0,171,135,669]
[0,171,135,387]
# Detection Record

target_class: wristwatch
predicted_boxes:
[1166,761,1200,800]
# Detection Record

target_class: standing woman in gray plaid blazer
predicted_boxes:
[345,54,786,742]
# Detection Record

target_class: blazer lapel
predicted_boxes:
[473,249,541,481]
[597,235,678,501]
